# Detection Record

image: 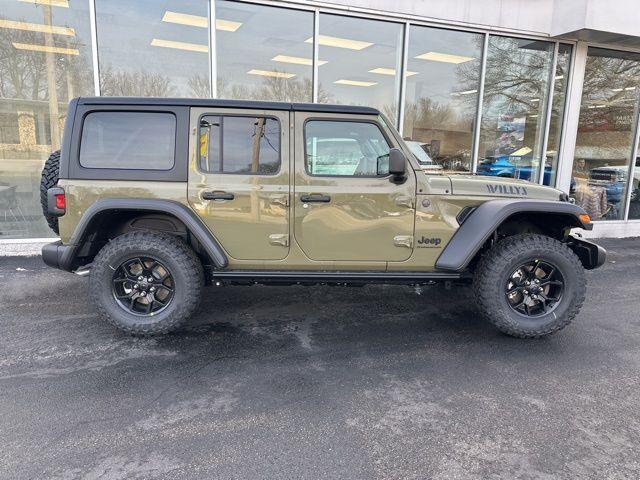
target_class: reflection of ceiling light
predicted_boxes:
[161,11,242,31]
[555,75,564,80]
[0,19,75,36]
[415,51,474,63]
[531,98,540,102]
[271,55,327,66]
[150,38,208,53]
[216,19,242,32]
[305,35,372,50]
[625,86,636,91]
[17,0,69,7]
[12,42,78,55]
[248,69,295,79]
[334,79,377,87]
[612,88,624,92]
[162,11,207,28]
[368,67,418,76]
[588,104,607,109]
[529,115,538,118]
[450,89,477,96]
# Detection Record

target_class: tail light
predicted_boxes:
[55,193,66,210]
[47,187,66,216]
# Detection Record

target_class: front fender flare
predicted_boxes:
[435,199,591,272]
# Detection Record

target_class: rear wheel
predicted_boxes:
[39,150,60,235]
[473,234,586,338]
[90,231,204,336]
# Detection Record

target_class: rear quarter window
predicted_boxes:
[79,111,176,170]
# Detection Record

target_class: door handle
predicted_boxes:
[202,191,235,201]
[300,194,331,203]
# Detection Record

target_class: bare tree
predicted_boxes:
[100,65,175,97]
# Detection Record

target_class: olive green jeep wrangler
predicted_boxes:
[41,97,605,338]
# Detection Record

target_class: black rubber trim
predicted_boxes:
[211,270,465,284]
[76,97,380,115]
[42,240,74,270]
[567,235,607,270]
[436,199,593,272]
[47,199,228,272]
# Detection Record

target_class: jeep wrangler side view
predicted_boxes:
[41,97,606,338]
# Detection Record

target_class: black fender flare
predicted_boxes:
[435,199,592,272]
[49,199,228,271]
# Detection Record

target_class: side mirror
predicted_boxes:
[388,148,406,182]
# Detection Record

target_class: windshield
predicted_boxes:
[405,141,435,165]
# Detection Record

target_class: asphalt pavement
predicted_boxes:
[1,237,639,479]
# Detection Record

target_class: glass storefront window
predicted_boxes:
[95,0,210,97]
[570,48,640,221]
[0,0,93,239]
[477,36,554,183]
[317,14,403,125]
[402,26,483,173]
[215,1,313,102]
[544,44,572,186]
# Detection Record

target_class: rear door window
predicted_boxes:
[79,111,176,170]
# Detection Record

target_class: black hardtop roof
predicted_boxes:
[76,97,380,115]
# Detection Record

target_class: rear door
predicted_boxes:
[293,112,416,262]
[188,108,290,261]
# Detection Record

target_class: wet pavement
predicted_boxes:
[1,237,639,479]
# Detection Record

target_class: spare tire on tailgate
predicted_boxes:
[40,150,60,235]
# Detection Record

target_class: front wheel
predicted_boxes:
[90,231,204,336]
[473,234,586,338]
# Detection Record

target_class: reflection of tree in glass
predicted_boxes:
[217,75,331,103]
[100,65,175,97]
[188,74,210,98]
[0,24,91,101]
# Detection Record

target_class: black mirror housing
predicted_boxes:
[388,148,406,182]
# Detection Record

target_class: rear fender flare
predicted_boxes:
[62,199,228,270]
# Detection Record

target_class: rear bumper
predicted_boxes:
[568,235,606,270]
[42,240,75,271]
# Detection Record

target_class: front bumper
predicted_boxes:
[568,235,606,270]
[42,240,75,272]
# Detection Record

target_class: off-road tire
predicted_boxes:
[40,150,60,235]
[90,231,204,336]
[473,234,586,338]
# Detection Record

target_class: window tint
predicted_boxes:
[199,116,280,174]
[80,112,176,170]
[305,121,391,176]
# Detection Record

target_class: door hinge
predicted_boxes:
[269,233,289,247]
[395,196,414,209]
[394,235,413,248]
[270,194,289,207]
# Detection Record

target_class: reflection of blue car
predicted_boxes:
[478,154,551,183]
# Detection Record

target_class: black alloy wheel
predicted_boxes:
[112,256,175,316]
[505,259,564,317]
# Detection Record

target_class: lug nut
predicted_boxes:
[133,284,138,289]
[524,290,528,295]
[140,291,146,296]
[148,277,154,283]
[150,286,155,292]
[138,276,143,281]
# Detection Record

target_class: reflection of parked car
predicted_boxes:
[588,165,640,218]
[478,153,551,183]
[405,141,443,173]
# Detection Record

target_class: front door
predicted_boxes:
[188,108,290,261]
[293,112,415,262]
